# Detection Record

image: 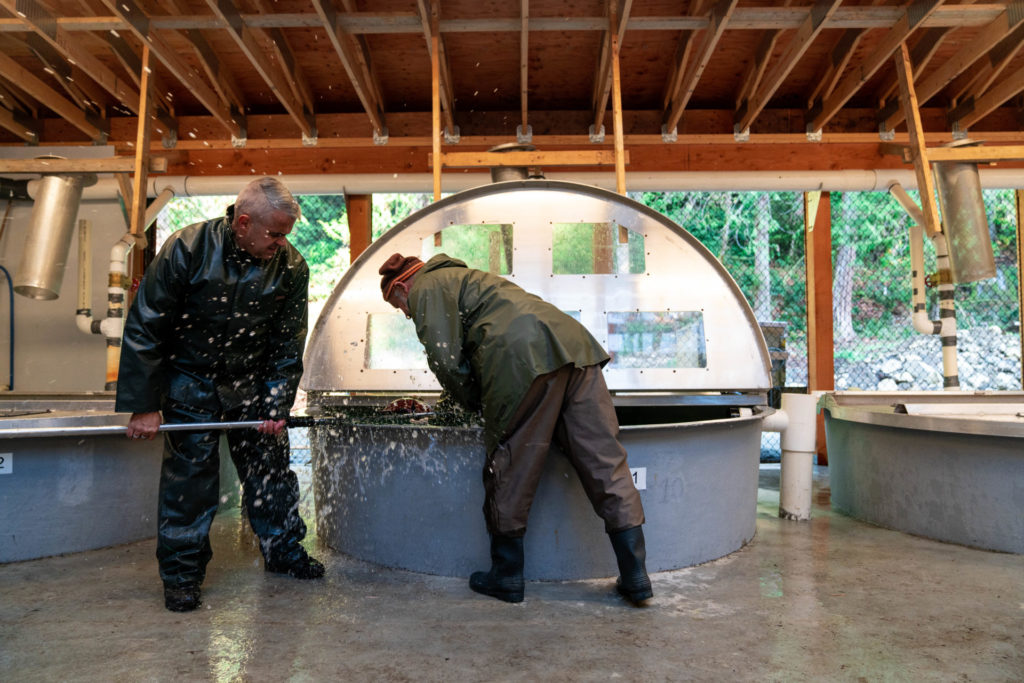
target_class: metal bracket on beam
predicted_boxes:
[301,131,318,147]
[588,124,605,143]
[161,128,178,149]
[373,127,389,145]
[231,135,247,149]
[951,122,968,141]
[444,125,461,144]
[661,124,678,143]
[516,124,533,144]
[733,126,750,143]
[878,125,896,142]
[805,127,822,142]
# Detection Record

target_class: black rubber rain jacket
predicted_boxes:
[115,207,308,419]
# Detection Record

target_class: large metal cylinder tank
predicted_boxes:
[14,165,97,300]
[302,180,773,579]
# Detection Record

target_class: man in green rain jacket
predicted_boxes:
[380,252,652,605]
[116,177,323,612]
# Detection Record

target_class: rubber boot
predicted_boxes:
[469,535,525,603]
[609,525,653,605]
[164,583,201,612]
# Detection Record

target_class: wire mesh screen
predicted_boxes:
[830,189,1020,392]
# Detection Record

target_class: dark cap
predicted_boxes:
[379,253,425,300]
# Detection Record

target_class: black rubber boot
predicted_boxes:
[609,525,653,605]
[265,549,325,579]
[164,583,202,612]
[469,535,525,603]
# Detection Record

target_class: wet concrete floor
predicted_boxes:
[1,465,1022,681]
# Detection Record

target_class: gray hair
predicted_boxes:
[234,177,302,222]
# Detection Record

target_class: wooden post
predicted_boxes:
[805,191,833,465]
[608,0,626,195]
[346,194,373,263]
[430,1,442,201]
[894,42,942,237]
[129,44,154,280]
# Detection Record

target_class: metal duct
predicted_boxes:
[14,164,97,300]
[933,161,996,284]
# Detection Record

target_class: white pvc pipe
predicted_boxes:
[777,392,820,521]
[48,167,1024,200]
[75,219,93,334]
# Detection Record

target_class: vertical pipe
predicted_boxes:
[1016,189,1024,388]
[0,264,13,390]
[778,392,819,521]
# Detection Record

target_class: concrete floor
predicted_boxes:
[1,465,1022,682]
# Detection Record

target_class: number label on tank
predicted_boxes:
[0,452,11,474]
[630,467,646,490]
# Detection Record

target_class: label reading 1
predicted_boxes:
[630,467,646,490]
[0,452,11,475]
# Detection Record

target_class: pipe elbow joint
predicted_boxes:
[75,312,94,335]
[98,316,124,339]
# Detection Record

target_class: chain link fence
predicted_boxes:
[157,188,1021,464]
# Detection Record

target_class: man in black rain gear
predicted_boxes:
[380,252,652,606]
[117,177,323,612]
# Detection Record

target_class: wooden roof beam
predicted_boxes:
[251,0,316,117]
[881,4,1023,132]
[808,0,944,135]
[591,0,632,138]
[0,5,1014,35]
[98,0,243,139]
[948,21,1024,116]
[310,0,386,140]
[416,0,455,137]
[664,0,738,134]
[2,0,143,113]
[951,60,1024,131]
[205,0,315,141]
[0,48,106,141]
[734,0,795,115]
[735,0,841,134]
[0,91,39,143]
[153,0,245,113]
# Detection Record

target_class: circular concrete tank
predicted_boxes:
[302,180,773,579]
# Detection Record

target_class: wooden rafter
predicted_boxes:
[734,0,795,113]
[952,21,1024,99]
[98,0,242,138]
[809,0,944,134]
[881,4,1023,131]
[205,0,314,139]
[664,0,738,133]
[251,0,315,116]
[3,0,144,117]
[0,48,105,140]
[735,0,841,134]
[99,30,178,121]
[416,0,454,135]
[0,98,39,143]
[153,0,244,112]
[953,63,1024,130]
[591,0,632,134]
[894,42,942,237]
[310,0,386,137]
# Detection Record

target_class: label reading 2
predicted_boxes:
[0,452,11,475]
[630,467,646,490]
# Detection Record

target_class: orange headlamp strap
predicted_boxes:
[384,261,425,301]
